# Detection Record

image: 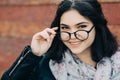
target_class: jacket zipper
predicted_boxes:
[8,50,30,77]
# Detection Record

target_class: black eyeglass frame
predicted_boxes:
[57,26,95,42]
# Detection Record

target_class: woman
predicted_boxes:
[1,0,120,80]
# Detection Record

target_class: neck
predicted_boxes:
[76,47,96,67]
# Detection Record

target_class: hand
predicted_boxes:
[31,27,58,56]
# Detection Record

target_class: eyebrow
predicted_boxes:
[60,22,89,27]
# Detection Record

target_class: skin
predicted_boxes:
[60,9,96,66]
[31,27,58,56]
[31,9,96,67]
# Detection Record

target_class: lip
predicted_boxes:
[69,41,81,47]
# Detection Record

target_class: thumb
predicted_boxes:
[50,33,56,42]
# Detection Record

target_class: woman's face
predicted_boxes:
[60,9,96,55]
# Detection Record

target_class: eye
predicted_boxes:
[60,26,69,30]
[79,25,87,28]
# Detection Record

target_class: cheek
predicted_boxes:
[61,30,96,54]
[62,42,69,47]
[86,30,96,46]
[90,30,96,41]
[62,32,96,49]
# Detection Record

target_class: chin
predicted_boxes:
[70,48,84,55]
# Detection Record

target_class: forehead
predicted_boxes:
[60,9,92,26]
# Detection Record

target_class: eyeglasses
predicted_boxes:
[59,26,94,42]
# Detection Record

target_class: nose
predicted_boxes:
[70,32,76,39]
[69,29,77,40]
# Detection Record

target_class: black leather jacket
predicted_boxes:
[1,46,56,80]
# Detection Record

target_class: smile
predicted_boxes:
[69,41,81,46]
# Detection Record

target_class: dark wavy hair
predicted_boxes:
[46,0,118,62]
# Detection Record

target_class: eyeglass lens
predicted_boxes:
[60,26,94,41]
[60,31,88,41]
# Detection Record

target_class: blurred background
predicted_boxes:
[0,0,120,77]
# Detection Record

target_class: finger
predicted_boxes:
[45,28,58,41]
[51,27,58,31]
[34,31,50,42]
[40,31,51,42]
[33,27,58,42]
[45,28,57,35]
[50,33,56,40]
